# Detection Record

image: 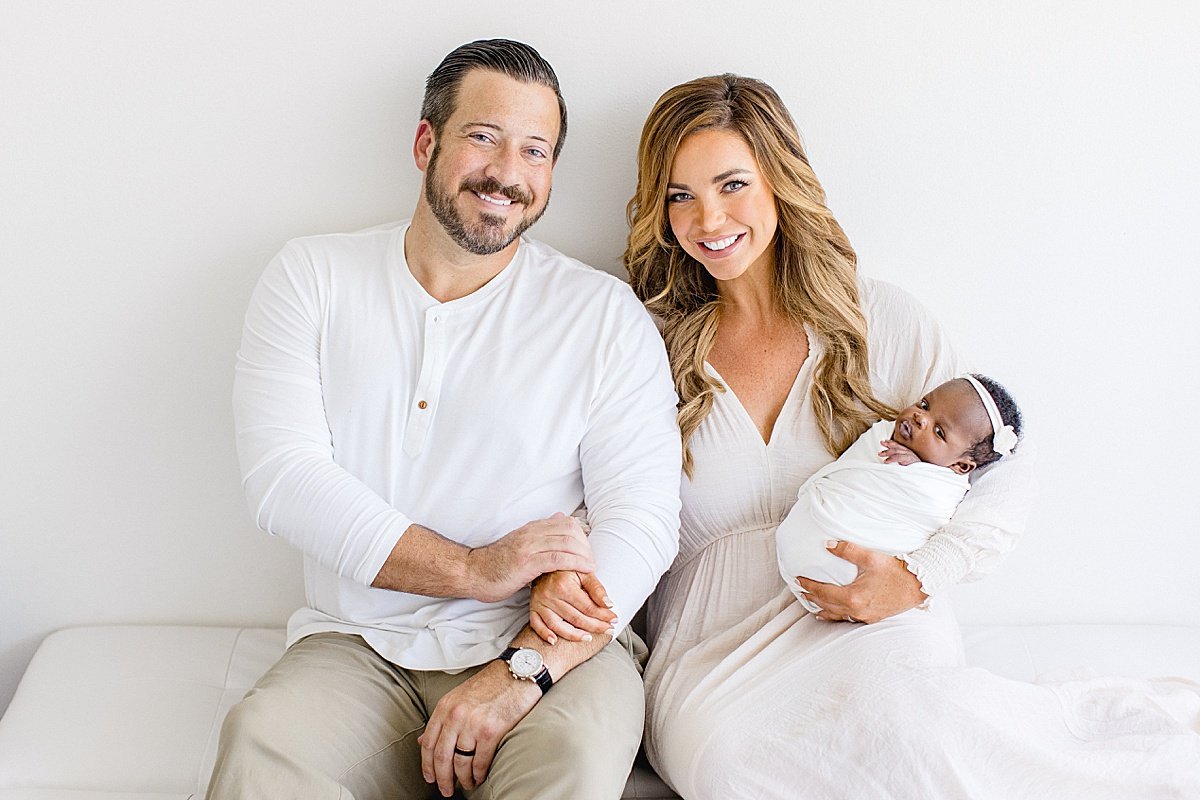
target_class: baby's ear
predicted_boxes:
[950,458,976,475]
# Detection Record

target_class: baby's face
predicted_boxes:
[891,379,990,473]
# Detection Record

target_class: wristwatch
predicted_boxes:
[498,646,553,694]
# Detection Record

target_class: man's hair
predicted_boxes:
[420,39,567,159]
[963,374,1024,468]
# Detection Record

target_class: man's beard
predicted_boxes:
[424,147,549,256]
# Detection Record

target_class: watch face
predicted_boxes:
[509,648,543,678]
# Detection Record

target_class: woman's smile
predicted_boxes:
[695,232,746,258]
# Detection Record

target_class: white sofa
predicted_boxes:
[1,623,1199,799]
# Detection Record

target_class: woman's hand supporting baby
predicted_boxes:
[796,540,928,624]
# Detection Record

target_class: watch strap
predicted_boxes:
[531,666,553,694]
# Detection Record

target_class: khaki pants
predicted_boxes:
[205,630,646,800]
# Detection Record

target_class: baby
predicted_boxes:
[776,374,1023,614]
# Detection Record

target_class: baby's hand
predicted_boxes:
[879,439,920,466]
[529,570,617,645]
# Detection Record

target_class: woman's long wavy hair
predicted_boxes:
[624,74,895,477]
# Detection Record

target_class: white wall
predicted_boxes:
[2,1,1197,714]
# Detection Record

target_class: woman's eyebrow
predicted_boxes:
[667,168,753,191]
[711,168,752,183]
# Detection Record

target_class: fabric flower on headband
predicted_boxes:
[991,424,1018,457]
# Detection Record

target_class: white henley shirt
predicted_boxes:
[233,220,682,671]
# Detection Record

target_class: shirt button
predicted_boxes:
[418,400,428,410]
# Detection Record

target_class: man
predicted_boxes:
[208,39,681,799]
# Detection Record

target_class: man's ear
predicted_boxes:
[413,120,436,172]
[950,458,977,475]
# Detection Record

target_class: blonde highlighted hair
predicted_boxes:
[624,74,894,476]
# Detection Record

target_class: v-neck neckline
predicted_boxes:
[704,327,819,448]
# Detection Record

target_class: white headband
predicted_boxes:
[960,374,1018,457]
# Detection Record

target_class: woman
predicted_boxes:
[624,74,1198,799]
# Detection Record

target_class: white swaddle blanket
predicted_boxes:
[777,419,970,612]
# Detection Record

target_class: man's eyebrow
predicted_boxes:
[461,121,551,145]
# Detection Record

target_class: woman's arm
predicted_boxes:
[903,441,1038,595]
[799,278,1036,622]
